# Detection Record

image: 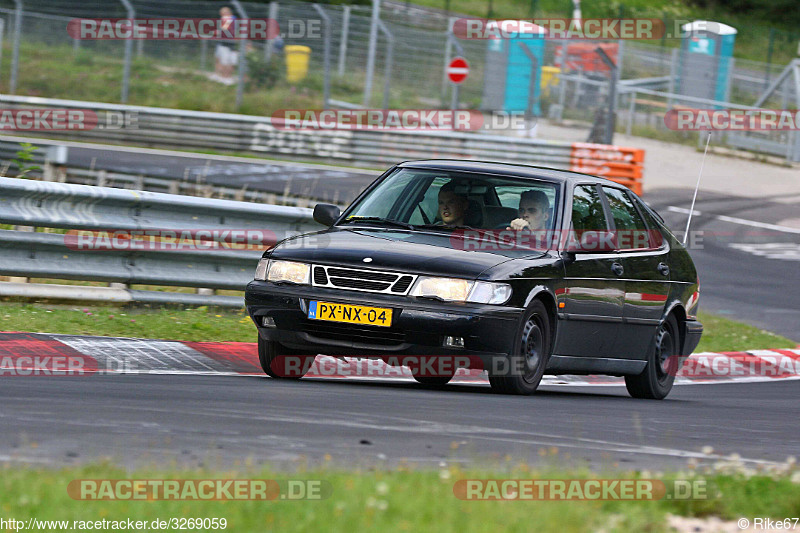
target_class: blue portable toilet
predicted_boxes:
[481,21,547,115]
[677,20,737,103]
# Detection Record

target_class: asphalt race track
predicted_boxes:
[2,373,799,470]
[65,144,377,204]
[649,189,800,341]
[1,331,798,469]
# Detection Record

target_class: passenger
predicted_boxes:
[437,181,469,227]
[507,190,550,231]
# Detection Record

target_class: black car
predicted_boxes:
[245,160,702,399]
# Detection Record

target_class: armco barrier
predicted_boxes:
[0,95,645,194]
[0,177,318,306]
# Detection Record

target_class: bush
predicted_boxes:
[246,51,282,91]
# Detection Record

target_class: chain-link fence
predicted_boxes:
[0,0,797,159]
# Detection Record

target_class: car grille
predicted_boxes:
[312,265,417,295]
[301,320,406,346]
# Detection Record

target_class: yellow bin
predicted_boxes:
[285,45,311,83]
[541,66,561,95]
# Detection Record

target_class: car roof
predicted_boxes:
[397,159,623,187]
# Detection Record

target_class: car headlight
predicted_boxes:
[254,258,269,280]
[409,277,511,305]
[410,277,472,301]
[264,260,310,284]
[467,281,512,305]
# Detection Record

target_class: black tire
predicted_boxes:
[625,314,680,400]
[257,336,314,379]
[488,300,551,395]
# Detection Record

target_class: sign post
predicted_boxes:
[447,57,469,112]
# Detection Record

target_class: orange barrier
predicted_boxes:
[569,143,645,195]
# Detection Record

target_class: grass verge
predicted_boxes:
[0,302,795,350]
[1,462,799,532]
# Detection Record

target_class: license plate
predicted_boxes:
[307,301,393,327]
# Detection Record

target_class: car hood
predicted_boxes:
[269,228,547,279]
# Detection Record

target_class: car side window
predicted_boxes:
[571,185,608,238]
[602,187,654,250]
[408,176,449,224]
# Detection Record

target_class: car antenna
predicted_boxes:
[683,132,712,246]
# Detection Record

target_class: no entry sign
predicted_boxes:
[447,57,469,84]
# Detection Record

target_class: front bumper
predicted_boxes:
[245,280,522,365]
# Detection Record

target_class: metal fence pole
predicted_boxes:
[376,19,393,110]
[441,17,455,105]
[10,0,22,95]
[0,20,4,84]
[265,1,278,61]
[313,4,331,109]
[626,91,636,136]
[119,0,134,103]
[231,0,248,111]
[667,48,678,109]
[595,46,618,145]
[363,0,380,107]
[337,5,350,76]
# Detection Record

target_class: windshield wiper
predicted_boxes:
[339,216,415,230]
[414,223,479,232]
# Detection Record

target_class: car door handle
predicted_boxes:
[611,262,624,276]
[657,262,670,276]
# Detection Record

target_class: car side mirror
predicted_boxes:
[313,203,341,226]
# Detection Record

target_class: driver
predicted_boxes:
[437,181,469,227]
[507,190,550,231]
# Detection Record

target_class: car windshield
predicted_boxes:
[341,168,560,235]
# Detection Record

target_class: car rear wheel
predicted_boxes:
[488,300,551,395]
[258,336,315,379]
[625,314,680,399]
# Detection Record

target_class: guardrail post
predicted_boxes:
[232,0,248,111]
[265,1,278,61]
[363,0,380,107]
[337,5,350,76]
[313,4,331,109]
[376,19,393,110]
[119,0,135,103]
[10,0,22,95]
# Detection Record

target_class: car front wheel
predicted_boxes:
[258,336,315,379]
[488,300,551,395]
[625,314,680,399]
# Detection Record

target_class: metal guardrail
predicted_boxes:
[0,177,318,306]
[0,94,646,190]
